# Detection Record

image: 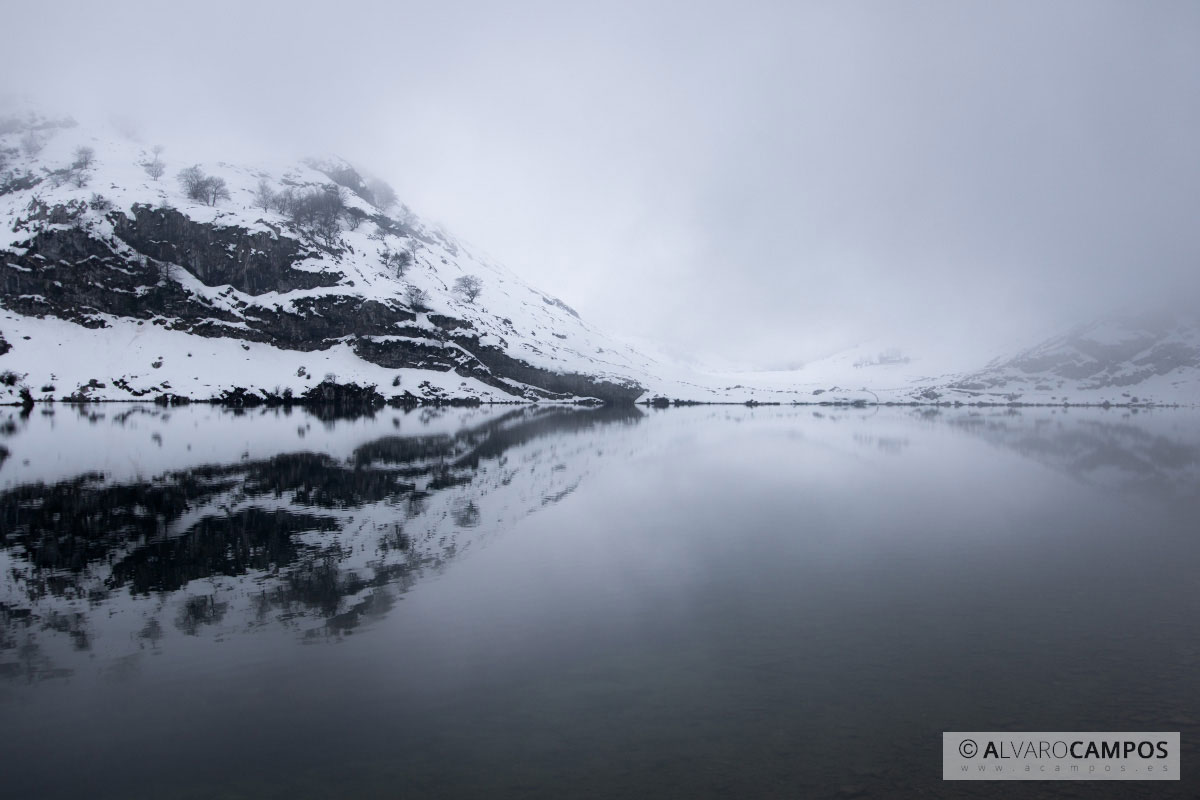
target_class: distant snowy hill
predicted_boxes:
[921,313,1200,406]
[684,317,1200,408]
[624,316,1200,407]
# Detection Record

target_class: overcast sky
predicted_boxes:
[4,1,1198,369]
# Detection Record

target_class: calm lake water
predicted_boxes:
[1,403,1197,799]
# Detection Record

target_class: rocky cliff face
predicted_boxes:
[0,113,648,404]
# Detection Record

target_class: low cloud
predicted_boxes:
[4,0,1196,369]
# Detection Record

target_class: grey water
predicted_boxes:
[1,403,1198,799]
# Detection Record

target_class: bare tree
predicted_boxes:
[277,185,345,244]
[453,274,483,303]
[143,158,166,180]
[178,166,230,206]
[367,177,398,211]
[252,178,276,211]
[67,146,95,187]
[404,285,430,311]
[269,186,293,215]
[72,146,95,170]
[178,165,206,199]
[43,146,95,188]
[202,177,231,206]
[20,131,44,158]
[380,248,412,278]
[143,146,166,180]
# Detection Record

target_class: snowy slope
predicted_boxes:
[687,317,1200,408]
[0,112,933,407]
[691,341,960,405]
[0,112,658,403]
[921,312,1200,406]
[1,111,1197,407]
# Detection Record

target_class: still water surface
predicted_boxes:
[1,403,1198,798]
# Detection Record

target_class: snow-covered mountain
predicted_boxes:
[0,112,663,404]
[657,316,1200,408]
[1,111,1196,407]
[918,312,1200,406]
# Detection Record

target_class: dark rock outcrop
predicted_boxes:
[111,204,343,294]
[1,202,643,404]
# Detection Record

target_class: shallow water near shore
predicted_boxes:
[1,403,1198,798]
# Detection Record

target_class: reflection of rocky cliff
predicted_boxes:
[915,407,1200,499]
[0,405,642,681]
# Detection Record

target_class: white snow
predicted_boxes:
[1,112,1198,407]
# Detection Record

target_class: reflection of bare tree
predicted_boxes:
[0,405,642,680]
[138,618,163,645]
[452,500,481,528]
[404,493,429,519]
[43,610,90,651]
[175,595,228,636]
[0,605,71,683]
[378,524,410,554]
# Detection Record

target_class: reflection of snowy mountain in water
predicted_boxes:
[0,405,643,681]
[911,406,1200,499]
[5,403,1198,682]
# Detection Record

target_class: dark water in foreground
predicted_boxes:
[1,403,1198,799]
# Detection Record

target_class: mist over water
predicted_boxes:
[2,404,1197,797]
